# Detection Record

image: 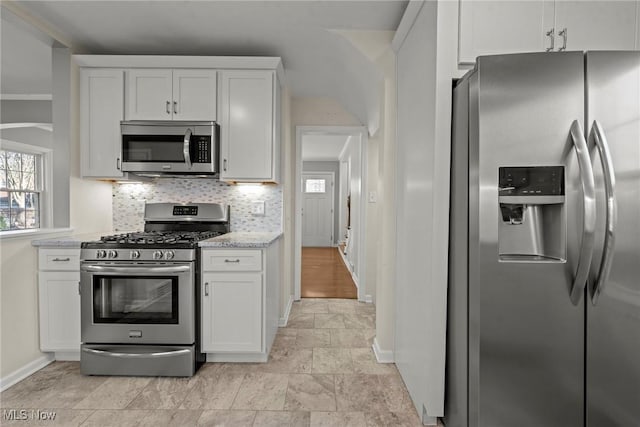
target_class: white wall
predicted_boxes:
[394,0,446,421]
[1,41,112,381]
[392,0,464,421]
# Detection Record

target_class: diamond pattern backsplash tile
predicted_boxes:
[112,179,282,232]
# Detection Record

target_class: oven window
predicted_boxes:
[93,276,178,324]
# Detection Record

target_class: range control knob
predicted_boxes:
[107,250,118,259]
[130,250,140,260]
[96,250,106,259]
[153,250,163,260]
[164,250,175,260]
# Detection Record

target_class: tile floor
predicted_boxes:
[0,299,425,426]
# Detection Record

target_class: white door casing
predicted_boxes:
[302,172,334,247]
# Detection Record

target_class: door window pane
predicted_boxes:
[305,179,326,193]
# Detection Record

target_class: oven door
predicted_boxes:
[80,262,195,345]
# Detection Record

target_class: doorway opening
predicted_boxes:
[294,126,368,301]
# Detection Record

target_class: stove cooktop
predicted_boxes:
[81,230,226,250]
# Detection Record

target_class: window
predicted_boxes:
[305,179,326,193]
[0,149,43,231]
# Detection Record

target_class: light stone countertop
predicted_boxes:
[31,231,116,248]
[199,231,282,248]
[32,231,282,249]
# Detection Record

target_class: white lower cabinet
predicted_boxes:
[200,242,280,361]
[37,249,81,355]
[201,272,262,352]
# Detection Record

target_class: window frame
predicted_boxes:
[0,139,52,235]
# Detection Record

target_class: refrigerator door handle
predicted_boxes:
[589,120,617,305]
[569,120,596,305]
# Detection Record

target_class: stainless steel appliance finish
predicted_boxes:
[585,51,640,427]
[446,52,640,427]
[80,202,230,377]
[120,121,219,176]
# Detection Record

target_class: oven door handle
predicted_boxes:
[81,264,191,274]
[82,347,191,359]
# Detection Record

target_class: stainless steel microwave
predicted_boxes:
[121,121,219,176]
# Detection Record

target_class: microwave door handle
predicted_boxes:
[183,128,192,169]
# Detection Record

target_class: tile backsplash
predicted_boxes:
[112,179,282,232]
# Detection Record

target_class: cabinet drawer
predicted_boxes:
[201,249,262,271]
[39,249,81,271]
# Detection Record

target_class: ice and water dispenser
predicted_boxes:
[498,166,566,262]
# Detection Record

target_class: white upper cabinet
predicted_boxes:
[459,0,640,65]
[172,69,218,120]
[80,68,125,178]
[125,69,217,121]
[554,1,637,51]
[219,70,279,183]
[458,1,552,64]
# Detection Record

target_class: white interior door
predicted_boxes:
[302,173,334,247]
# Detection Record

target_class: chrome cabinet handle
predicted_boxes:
[204,282,209,296]
[173,101,178,114]
[545,29,555,52]
[52,257,70,262]
[166,101,171,114]
[116,157,121,170]
[183,128,193,169]
[224,259,241,263]
[223,159,228,172]
[589,120,617,305]
[558,28,567,51]
[568,120,596,305]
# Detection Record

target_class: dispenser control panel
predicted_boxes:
[499,166,564,196]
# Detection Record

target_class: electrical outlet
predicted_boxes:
[368,191,377,203]
[252,201,266,216]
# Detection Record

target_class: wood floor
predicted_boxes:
[301,247,357,299]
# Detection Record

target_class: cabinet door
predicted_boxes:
[173,69,217,121]
[220,70,275,181]
[554,1,637,51]
[125,69,173,120]
[80,68,124,178]
[458,1,552,64]
[201,272,262,352]
[39,272,81,352]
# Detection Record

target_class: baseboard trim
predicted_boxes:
[206,352,268,363]
[0,354,54,392]
[363,294,373,304]
[54,351,80,361]
[372,337,394,363]
[278,294,294,327]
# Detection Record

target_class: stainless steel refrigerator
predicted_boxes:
[446,51,640,427]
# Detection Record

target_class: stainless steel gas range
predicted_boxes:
[79,202,230,377]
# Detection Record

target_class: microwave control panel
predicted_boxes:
[193,136,211,163]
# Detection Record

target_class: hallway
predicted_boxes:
[301,247,357,299]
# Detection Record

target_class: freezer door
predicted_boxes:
[470,52,586,427]
[586,51,640,427]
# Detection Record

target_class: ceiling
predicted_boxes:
[2,1,408,133]
[302,134,349,161]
